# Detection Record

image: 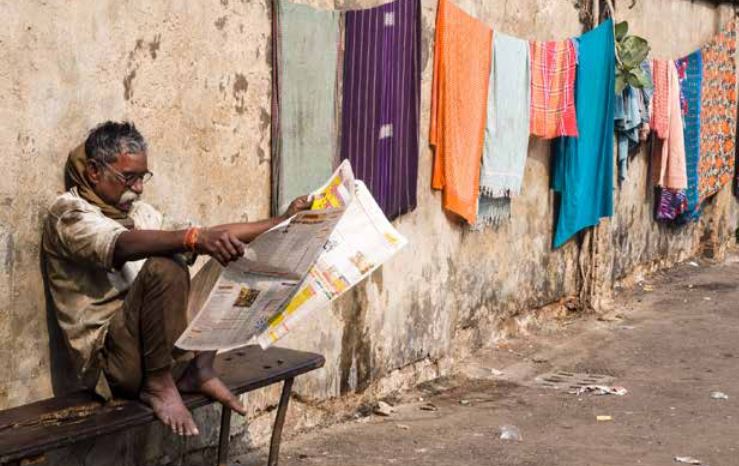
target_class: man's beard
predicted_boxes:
[118,189,139,211]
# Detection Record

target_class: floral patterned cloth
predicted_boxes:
[698,20,737,202]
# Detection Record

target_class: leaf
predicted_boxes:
[629,67,653,89]
[626,72,642,88]
[615,73,628,94]
[619,36,650,69]
[615,21,629,41]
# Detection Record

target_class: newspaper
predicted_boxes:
[175,161,355,351]
[256,180,408,348]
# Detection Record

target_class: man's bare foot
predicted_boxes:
[140,369,199,436]
[177,351,246,415]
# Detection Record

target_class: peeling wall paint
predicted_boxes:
[0,0,738,464]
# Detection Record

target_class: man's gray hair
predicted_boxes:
[84,121,147,164]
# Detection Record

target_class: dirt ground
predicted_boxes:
[235,253,739,466]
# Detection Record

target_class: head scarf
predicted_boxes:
[64,143,134,228]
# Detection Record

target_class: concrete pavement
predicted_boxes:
[235,253,739,466]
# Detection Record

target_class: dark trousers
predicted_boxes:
[102,257,190,398]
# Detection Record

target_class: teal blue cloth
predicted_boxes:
[273,1,339,215]
[552,20,615,248]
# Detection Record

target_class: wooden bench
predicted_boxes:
[0,345,324,466]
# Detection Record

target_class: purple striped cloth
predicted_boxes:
[340,0,421,220]
[655,187,688,222]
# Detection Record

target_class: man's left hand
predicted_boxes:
[284,195,312,218]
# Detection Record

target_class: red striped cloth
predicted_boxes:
[529,39,578,139]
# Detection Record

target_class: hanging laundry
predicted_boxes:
[475,32,531,226]
[655,188,689,221]
[651,59,687,191]
[698,20,737,202]
[650,59,670,139]
[272,0,340,215]
[735,102,739,198]
[430,0,492,224]
[529,38,578,139]
[551,20,615,249]
[613,61,651,183]
[340,0,421,221]
[675,50,702,221]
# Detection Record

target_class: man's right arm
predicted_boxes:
[113,195,312,269]
[113,228,244,269]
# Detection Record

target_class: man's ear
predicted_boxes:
[85,160,101,186]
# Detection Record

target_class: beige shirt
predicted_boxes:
[42,188,164,387]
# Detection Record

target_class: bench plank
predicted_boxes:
[0,346,324,464]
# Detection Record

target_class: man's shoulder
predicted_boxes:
[47,189,98,219]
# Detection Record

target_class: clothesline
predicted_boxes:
[272,0,738,249]
[430,0,737,246]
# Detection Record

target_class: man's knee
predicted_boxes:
[141,256,190,290]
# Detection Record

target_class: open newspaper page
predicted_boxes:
[175,161,355,351]
[239,208,345,280]
[256,180,408,348]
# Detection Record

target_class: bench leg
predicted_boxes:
[217,405,232,466]
[267,377,294,466]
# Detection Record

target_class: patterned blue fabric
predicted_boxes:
[675,50,703,222]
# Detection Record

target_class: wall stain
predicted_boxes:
[257,147,268,165]
[370,268,383,294]
[127,39,144,61]
[123,69,137,101]
[420,11,432,73]
[259,108,270,132]
[233,73,249,114]
[148,34,161,59]
[215,16,227,30]
[123,34,160,100]
[338,284,372,395]
[4,233,15,272]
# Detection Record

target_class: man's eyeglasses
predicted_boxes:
[100,161,153,187]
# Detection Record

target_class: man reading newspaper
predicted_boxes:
[42,121,311,437]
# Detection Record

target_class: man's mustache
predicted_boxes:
[119,190,139,204]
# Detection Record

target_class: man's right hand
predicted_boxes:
[194,228,245,266]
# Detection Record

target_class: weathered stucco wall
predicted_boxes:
[1,0,737,464]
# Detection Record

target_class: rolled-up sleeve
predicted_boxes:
[55,208,127,270]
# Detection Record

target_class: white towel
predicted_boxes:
[475,32,531,226]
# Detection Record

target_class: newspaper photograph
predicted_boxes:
[256,180,408,348]
[175,161,355,351]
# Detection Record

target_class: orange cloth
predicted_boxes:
[430,0,492,224]
[528,39,578,139]
[650,59,670,139]
[652,60,688,190]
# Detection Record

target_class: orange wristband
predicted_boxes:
[184,227,200,252]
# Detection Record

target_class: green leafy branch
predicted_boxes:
[615,21,652,94]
